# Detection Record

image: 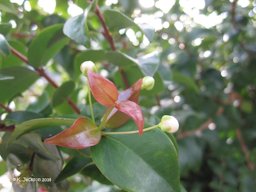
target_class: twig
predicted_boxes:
[230,0,239,29]
[93,4,130,88]
[10,47,81,114]
[236,128,255,171]
[0,123,15,132]
[0,103,12,113]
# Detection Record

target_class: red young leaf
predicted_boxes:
[87,71,118,107]
[44,117,101,149]
[106,79,143,128]
[115,100,144,135]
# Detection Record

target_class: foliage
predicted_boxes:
[0,0,256,192]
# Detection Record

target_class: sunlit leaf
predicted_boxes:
[115,100,144,135]
[0,34,10,56]
[44,117,101,149]
[88,71,118,107]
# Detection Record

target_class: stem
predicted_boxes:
[95,5,116,51]
[10,47,81,114]
[93,4,130,88]
[87,86,95,123]
[0,123,15,132]
[98,107,114,130]
[236,128,255,171]
[0,103,12,113]
[102,124,159,135]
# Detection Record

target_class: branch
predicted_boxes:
[230,0,239,29]
[236,128,255,171]
[94,4,130,88]
[10,47,81,114]
[0,123,15,132]
[0,103,12,113]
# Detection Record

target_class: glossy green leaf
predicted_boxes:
[0,34,10,56]
[138,52,160,76]
[28,24,69,67]
[92,123,180,192]
[103,9,152,41]
[63,0,96,45]
[0,66,38,103]
[44,117,101,149]
[55,156,91,182]
[63,12,88,45]
[52,81,75,107]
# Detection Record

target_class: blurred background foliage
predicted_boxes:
[0,0,256,191]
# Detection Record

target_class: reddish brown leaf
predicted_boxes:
[44,117,101,149]
[87,71,118,107]
[115,100,144,135]
[106,79,143,128]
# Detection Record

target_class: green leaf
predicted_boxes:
[92,123,180,192]
[32,144,62,182]
[0,34,10,56]
[1,40,27,68]
[75,50,143,82]
[63,13,88,45]
[55,156,91,182]
[0,23,12,35]
[6,111,43,123]
[28,24,69,67]
[0,2,17,14]
[0,66,38,103]
[63,1,96,45]
[15,133,58,160]
[52,81,75,107]
[82,164,112,185]
[103,9,152,41]
[9,117,75,142]
[138,52,160,76]
[172,71,199,93]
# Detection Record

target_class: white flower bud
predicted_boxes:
[80,61,96,75]
[159,115,179,133]
[141,76,155,90]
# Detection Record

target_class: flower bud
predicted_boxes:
[141,76,155,90]
[159,115,179,133]
[80,61,96,75]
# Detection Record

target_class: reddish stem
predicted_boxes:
[10,47,81,114]
[0,123,15,132]
[236,128,255,171]
[0,103,12,113]
[95,6,116,51]
[94,5,130,88]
